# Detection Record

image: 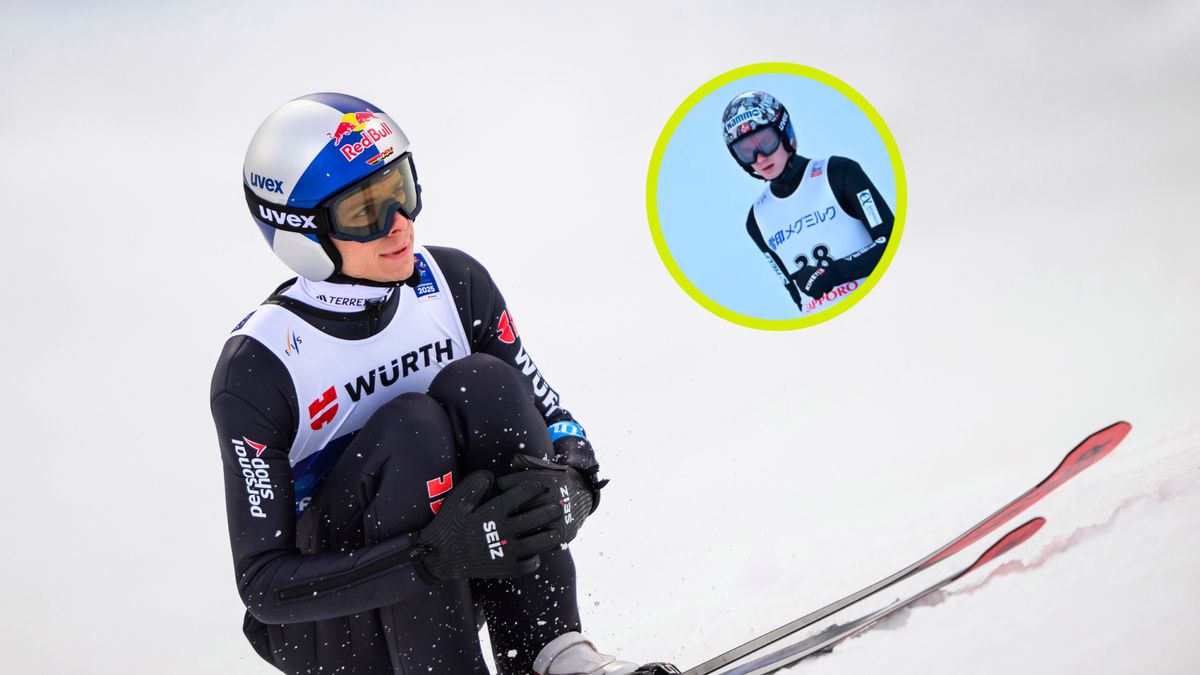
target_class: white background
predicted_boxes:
[1,2,1197,674]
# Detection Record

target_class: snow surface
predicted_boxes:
[2,2,1198,674]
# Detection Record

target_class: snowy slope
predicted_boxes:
[1,2,1198,674]
[776,425,1200,674]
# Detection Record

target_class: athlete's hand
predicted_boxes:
[497,454,595,545]
[414,470,562,582]
[794,264,837,298]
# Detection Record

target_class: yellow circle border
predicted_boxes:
[645,62,907,331]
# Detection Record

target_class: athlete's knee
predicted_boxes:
[430,353,530,402]
[358,392,453,457]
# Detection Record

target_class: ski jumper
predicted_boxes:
[211,245,593,674]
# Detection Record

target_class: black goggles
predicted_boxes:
[245,152,422,243]
[731,128,783,165]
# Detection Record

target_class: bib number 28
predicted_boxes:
[792,244,832,272]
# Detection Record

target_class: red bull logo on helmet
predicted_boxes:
[326,111,395,162]
[326,111,378,146]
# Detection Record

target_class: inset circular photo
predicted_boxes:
[647,63,906,330]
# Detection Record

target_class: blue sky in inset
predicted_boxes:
[656,72,898,321]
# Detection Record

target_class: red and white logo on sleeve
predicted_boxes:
[497,309,519,344]
[426,471,453,514]
[245,438,268,457]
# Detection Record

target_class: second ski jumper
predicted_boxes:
[722,91,894,315]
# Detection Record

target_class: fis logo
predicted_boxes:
[232,438,275,518]
[497,309,518,344]
[285,328,302,356]
[483,520,507,559]
[256,204,318,230]
[249,172,284,194]
[308,386,339,431]
[426,471,453,515]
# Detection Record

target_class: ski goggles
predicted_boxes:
[244,152,422,243]
[730,128,783,165]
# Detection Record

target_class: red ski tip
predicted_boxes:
[1044,421,1130,489]
[966,517,1045,573]
[926,421,1130,566]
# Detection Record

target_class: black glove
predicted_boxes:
[793,263,838,298]
[414,470,562,582]
[497,454,595,545]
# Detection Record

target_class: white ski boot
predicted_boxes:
[533,632,680,675]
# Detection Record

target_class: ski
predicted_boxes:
[721,517,1046,674]
[684,421,1131,675]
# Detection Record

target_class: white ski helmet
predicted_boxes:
[243,93,420,281]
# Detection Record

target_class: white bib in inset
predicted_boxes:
[752,158,873,314]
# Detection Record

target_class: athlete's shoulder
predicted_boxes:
[222,278,300,330]
[212,279,300,398]
[424,245,495,286]
[211,333,291,402]
[425,245,486,271]
[826,156,866,178]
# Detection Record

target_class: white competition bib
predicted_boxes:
[231,246,470,513]
[752,158,873,314]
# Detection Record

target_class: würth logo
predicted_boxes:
[514,346,562,418]
[308,386,339,431]
[343,339,456,403]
